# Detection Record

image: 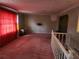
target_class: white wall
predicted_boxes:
[25,15,58,34]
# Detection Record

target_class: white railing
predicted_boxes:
[54,32,70,46]
[51,31,79,59]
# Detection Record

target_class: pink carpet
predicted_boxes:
[0,33,54,59]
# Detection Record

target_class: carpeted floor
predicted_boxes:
[0,33,54,59]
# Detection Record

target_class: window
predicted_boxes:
[0,8,17,46]
[77,18,79,32]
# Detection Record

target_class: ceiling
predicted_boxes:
[0,0,79,14]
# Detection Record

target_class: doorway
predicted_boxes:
[58,15,68,33]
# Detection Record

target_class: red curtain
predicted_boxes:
[0,9,17,46]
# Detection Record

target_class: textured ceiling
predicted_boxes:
[0,0,79,14]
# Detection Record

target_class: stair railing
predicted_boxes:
[51,31,79,59]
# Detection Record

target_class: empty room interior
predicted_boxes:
[0,0,79,59]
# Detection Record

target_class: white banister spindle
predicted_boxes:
[54,32,68,46]
[51,31,79,59]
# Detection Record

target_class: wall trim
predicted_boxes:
[0,4,17,13]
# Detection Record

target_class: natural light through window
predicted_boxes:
[77,18,79,32]
[0,9,17,36]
